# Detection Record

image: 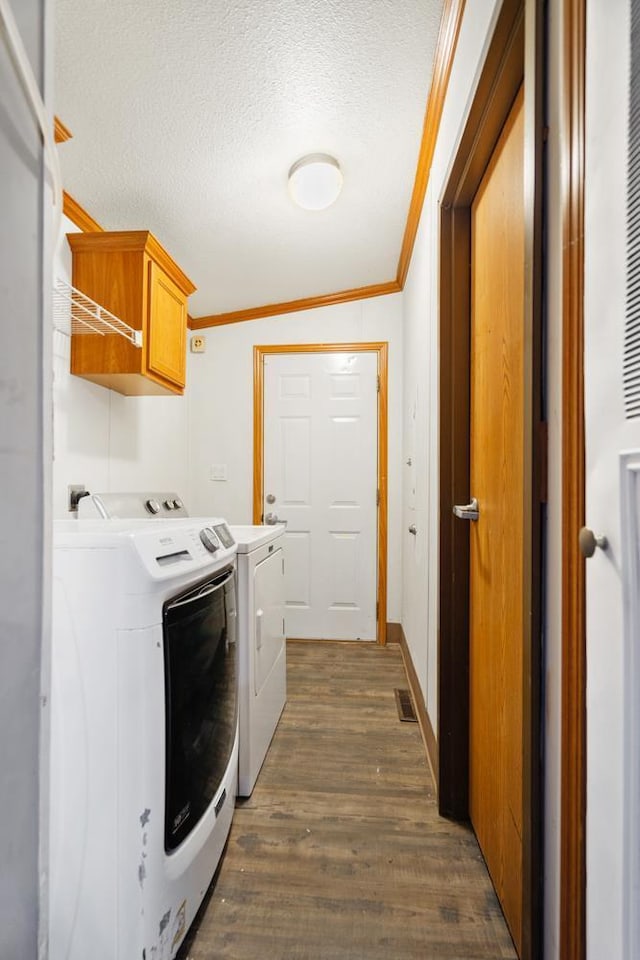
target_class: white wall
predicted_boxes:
[52,215,190,518]
[52,219,402,618]
[187,294,404,621]
[401,0,502,720]
[402,188,440,707]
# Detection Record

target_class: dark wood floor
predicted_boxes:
[179,641,517,959]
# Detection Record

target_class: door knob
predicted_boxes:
[408,524,417,535]
[453,497,479,521]
[579,526,608,558]
[266,493,276,504]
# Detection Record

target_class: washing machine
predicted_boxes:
[230,524,287,797]
[75,493,287,798]
[50,516,238,960]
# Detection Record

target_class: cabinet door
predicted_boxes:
[147,259,187,388]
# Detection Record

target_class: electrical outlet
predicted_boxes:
[191,335,206,353]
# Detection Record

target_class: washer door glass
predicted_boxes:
[163,565,237,852]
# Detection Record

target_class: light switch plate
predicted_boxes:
[191,335,206,353]
[209,464,227,481]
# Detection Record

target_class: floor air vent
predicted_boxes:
[394,688,418,723]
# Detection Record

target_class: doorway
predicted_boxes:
[438,1,545,958]
[253,342,388,644]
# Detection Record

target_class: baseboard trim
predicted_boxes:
[386,622,402,644]
[286,637,377,645]
[398,627,439,790]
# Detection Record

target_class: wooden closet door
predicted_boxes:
[469,86,525,955]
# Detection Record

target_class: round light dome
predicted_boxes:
[288,154,343,211]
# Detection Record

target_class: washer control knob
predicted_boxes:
[164,499,175,510]
[174,498,183,510]
[145,498,160,515]
[199,528,219,553]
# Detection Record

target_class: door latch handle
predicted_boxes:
[265,512,287,526]
[453,497,479,521]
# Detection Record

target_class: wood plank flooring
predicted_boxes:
[178,641,517,960]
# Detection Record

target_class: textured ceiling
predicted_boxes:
[55,0,444,318]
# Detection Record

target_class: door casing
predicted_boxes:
[438,1,545,958]
[559,0,587,956]
[253,342,388,645]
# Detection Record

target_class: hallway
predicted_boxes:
[180,641,516,959]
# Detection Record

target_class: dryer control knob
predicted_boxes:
[145,498,161,515]
[199,528,219,553]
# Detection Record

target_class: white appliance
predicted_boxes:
[51,517,238,960]
[231,525,287,796]
[75,493,289,799]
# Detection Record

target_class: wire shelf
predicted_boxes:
[53,279,143,348]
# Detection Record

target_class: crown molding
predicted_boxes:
[62,191,103,232]
[189,281,401,329]
[396,0,466,288]
[54,116,73,143]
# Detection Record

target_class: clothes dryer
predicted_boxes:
[230,524,287,796]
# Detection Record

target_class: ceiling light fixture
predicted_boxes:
[288,153,343,211]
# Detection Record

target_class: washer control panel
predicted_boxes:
[129,521,236,581]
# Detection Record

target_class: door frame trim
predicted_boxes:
[559,0,587,955]
[253,341,389,645]
[438,1,544,957]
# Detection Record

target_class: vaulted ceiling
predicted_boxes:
[55,0,445,320]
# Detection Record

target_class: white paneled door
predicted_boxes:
[263,351,378,641]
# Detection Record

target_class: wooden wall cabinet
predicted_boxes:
[67,231,196,396]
